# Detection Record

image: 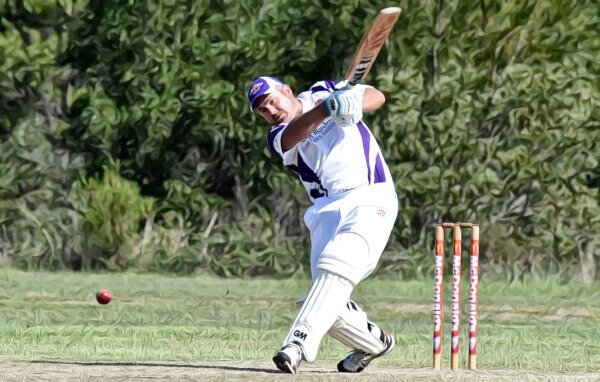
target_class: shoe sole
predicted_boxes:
[273,353,296,375]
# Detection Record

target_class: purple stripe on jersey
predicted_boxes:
[374,153,386,183]
[357,122,371,183]
[311,80,339,94]
[311,86,329,93]
[325,80,339,89]
[287,152,328,199]
[266,125,285,161]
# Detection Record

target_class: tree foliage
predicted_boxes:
[0,0,598,281]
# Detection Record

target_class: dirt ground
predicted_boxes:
[2,360,599,382]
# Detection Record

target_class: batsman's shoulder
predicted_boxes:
[268,123,286,136]
[308,80,340,93]
[266,123,287,161]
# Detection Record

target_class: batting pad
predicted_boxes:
[328,300,387,355]
[317,231,371,285]
[283,271,354,362]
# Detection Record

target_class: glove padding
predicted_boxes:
[322,85,365,126]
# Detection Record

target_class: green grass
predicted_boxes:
[0,268,599,372]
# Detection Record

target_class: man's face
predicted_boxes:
[254,86,299,125]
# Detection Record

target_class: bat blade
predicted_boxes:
[345,7,401,85]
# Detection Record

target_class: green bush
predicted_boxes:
[0,0,598,281]
[0,118,85,270]
[70,163,155,269]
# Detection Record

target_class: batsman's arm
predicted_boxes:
[281,105,327,152]
[362,87,386,112]
[281,87,385,151]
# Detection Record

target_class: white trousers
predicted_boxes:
[282,183,398,361]
[305,182,398,284]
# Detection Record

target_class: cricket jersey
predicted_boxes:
[266,80,393,202]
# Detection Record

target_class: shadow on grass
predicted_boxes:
[28,359,334,375]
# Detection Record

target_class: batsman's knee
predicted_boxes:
[316,232,370,286]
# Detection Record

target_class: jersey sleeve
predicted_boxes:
[304,80,338,102]
[299,80,373,105]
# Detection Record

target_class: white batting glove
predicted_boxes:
[322,86,365,119]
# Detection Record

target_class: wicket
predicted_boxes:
[432,222,480,371]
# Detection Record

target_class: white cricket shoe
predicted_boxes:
[272,341,303,375]
[337,331,395,373]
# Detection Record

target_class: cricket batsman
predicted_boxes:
[248,76,398,374]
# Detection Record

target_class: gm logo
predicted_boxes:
[293,330,307,340]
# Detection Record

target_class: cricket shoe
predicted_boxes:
[272,341,303,375]
[337,331,395,373]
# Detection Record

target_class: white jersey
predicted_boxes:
[266,80,393,202]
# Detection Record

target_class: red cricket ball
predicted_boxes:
[96,289,112,305]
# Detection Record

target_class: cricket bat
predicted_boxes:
[345,7,402,85]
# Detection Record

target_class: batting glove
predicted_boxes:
[322,86,365,119]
